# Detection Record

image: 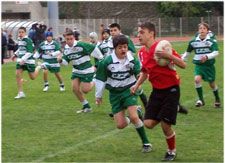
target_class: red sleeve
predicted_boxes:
[172,49,181,58]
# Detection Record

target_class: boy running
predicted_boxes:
[34,31,65,92]
[95,35,152,153]
[12,27,41,99]
[57,31,103,113]
[131,22,186,161]
[182,22,220,108]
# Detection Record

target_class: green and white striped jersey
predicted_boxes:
[95,51,141,97]
[184,35,219,65]
[62,41,103,75]
[98,38,110,57]
[15,36,35,64]
[37,40,61,67]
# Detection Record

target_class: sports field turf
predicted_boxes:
[2,41,223,162]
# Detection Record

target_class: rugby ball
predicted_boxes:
[154,40,172,66]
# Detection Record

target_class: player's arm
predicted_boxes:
[33,43,42,59]
[57,53,69,66]
[90,46,104,60]
[51,42,61,57]
[206,41,219,60]
[182,41,193,61]
[130,70,148,95]
[170,50,186,69]
[95,60,107,105]
[21,39,33,62]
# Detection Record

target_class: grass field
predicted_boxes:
[2,41,223,162]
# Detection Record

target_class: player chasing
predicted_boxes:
[182,22,220,108]
[108,23,149,113]
[34,31,65,92]
[12,27,42,99]
[131,22,186,161]
[57,31,104,113]
[95,35,152,153]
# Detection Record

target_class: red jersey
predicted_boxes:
[138,41,180,89]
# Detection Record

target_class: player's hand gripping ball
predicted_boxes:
[154,40,172,66]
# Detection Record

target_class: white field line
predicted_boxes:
[33,128,123,162]
[33,90,222,162]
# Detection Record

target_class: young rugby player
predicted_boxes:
[95,35,152,153]
[182,22,220,108]
[57,31,103,113]
[12,27,41,99]
[34,31,65,92]
[131,22,186,161]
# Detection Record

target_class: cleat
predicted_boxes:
[195,100,205,107]
[178,104,188,114]
[162,151,176,161]
[108,113,114,118]
[214,100,221,108]
[60,86,65,92]
[76,108,92,114]
[137,106,144,121]
[43,86,49,92]
[142,144,153,153]
[14,92,26,99]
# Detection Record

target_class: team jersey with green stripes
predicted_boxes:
[38,40,61,67]
[15,36,35,64]
[62,41,103,75]
[186,35,218,65]
[96,52,141,93]
[98,38,110,57]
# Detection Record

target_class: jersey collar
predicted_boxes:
[44,40,54,45]
[196,34,210,41]
[65,40,77,48]
[111,51,134,64]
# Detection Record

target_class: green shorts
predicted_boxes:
[109,88,138,114]
[194,64,215,82]
[71,73,94,82]
[48,66,60,73]
[16,63,35,73]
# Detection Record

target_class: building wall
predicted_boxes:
[2,1,47,20]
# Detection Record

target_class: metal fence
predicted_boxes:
[56,16,224,38]
[2,16,223,39]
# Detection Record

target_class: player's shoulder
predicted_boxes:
[77,41,95,48]
[23,37,33,43]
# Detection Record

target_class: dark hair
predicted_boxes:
[198,22,209,30]
[109,23,121,30]
[18,27,26,32]
[64,30,74,37]
[102,28,110,35]
[113,35,128,48]
[74,31,80,41]
[138,22,156,38]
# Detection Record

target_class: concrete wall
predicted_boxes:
[2,1,47,20]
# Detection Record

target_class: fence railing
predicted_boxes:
[2,16,223,39]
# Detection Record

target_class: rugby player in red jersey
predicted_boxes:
[131,22,186,161]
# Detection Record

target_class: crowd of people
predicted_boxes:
[7,21,221,161]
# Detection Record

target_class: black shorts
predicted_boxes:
[144,85,180,125]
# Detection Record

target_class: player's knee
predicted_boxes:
[129,115,139,124]
[82,87,92,94]
[144,121,155,129]
[116,123,126,129]
[30,76,35,80]
[194,77,201,84]
[72,87,80,94]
